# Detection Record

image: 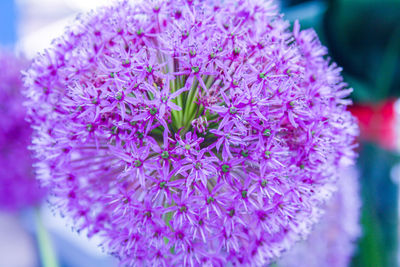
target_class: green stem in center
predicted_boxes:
[35,207,59,267]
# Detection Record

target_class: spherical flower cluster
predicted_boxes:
[278,166,361,267]
[24,0,358,265]
[0,51,43,212]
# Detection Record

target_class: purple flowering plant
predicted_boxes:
[24,0,358,265]
[278,166,361,267]
[0,51,43,212]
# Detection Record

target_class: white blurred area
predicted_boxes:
[16,0,111,58]
[0,212,37,267]
[40,205,110,258]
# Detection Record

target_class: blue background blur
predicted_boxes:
[0,0,17,45]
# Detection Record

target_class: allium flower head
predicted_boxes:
[24,0,358,265]
[0,51,43,212]
[278,166,361,267]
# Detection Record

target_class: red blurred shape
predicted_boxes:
[350,99,397,150]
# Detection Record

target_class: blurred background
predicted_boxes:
[0,0,399,266]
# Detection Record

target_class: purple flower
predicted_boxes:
[24,0,358,265]
[278,166,362,267]
[0,51,43,212]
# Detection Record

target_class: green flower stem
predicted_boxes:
[182,78,199,125]
[184,91,200,125]
[146,91,154,100]
[175,75,186,127]
[185,78,198,111]
[205,75,215,89]
[170,109,179,130]
[176,93,184,126]
[183,74,215,131]
[196,103,205,118]
[35,208,59,267]
[170,59,184,129]
[185,101,199,130]
[170,78,182,130]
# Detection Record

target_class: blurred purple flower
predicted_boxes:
[23,0,358,265]
[278,166,362,267]
[0,51,43,212]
